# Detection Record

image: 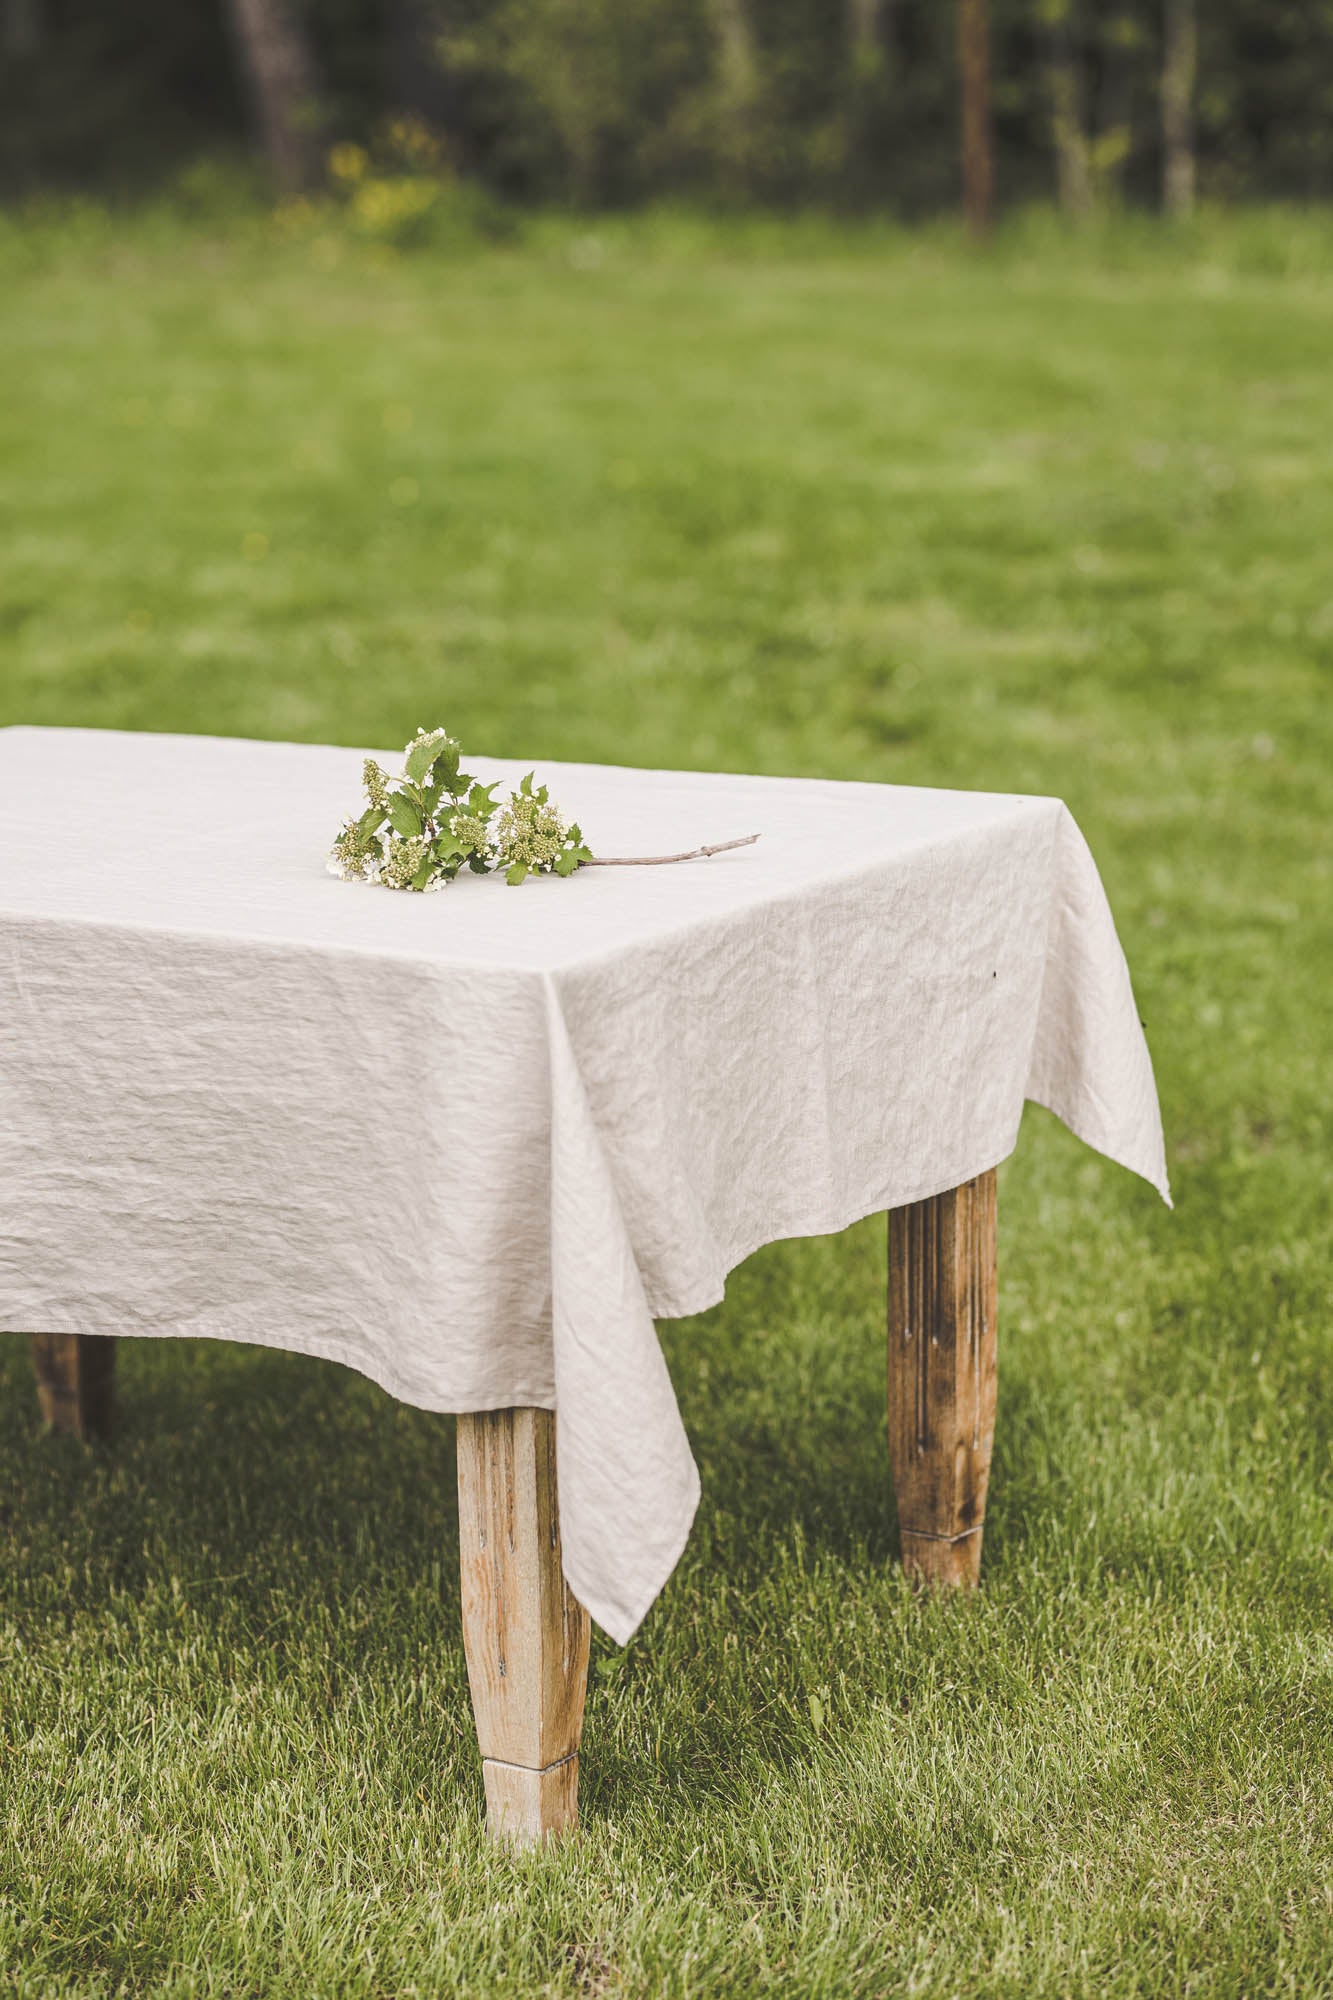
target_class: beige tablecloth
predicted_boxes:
[0,728,1168,1640]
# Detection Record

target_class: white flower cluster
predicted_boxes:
[363,758,389,809]
[450,810,492,857]
[495,791,567,871]
[379,833,430,891]
[327,817,383,883]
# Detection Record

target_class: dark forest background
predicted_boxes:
[3,0,1333,216]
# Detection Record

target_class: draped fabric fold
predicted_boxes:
[1,729,1169,1642]
[1025,806,1172,1206]
[542,977,700,1644]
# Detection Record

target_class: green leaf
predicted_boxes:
[506,861,529,886]
[553,851,580,876]
[357,803,387,838]
[410,857,435,891]
[405,732,446,784]
[468,781,500,815]
[388,791,423,836]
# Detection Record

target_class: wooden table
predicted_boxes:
[26,1171,995,1846]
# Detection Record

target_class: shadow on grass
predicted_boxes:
[2,1238,1050,1834]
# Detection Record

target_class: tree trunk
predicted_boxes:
[1048,1,1091,219]
[1162,0,1197,217]
[387,0,456,135]
[957,0,994,239]
[225,0,323,194]
[3,0,41,56]
[845,0,891,196]
[707,0,762,194]
[848,0,883,73]
[711,0,759,101]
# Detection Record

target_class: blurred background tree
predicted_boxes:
[1,0,1332,213]
[223,0,324,192]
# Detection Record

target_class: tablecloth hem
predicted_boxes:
[0,1315,559,1417]
[1025,1088,1172,1209]
[641,1149,1021,1327]
[563,1458,702,1649]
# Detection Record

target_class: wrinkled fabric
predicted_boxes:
[0,728,1168,1641]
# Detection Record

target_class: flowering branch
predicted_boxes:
[328,730,759,892]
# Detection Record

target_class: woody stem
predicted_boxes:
[585,834,760,868]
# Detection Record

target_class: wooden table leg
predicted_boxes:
[29,1334,117,1442]
[887,1170,997,1587]
[456,1408,590,1846]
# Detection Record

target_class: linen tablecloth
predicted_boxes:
[0,728,1169,1641]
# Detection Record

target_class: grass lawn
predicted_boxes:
[0,201,1330,1998]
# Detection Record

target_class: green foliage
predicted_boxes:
[384,787,423,838]
[4,0,1333,209]
[330,729,592,890]
[1,211,1331,1996]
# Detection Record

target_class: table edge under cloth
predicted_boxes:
[0,755,1169,1642]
